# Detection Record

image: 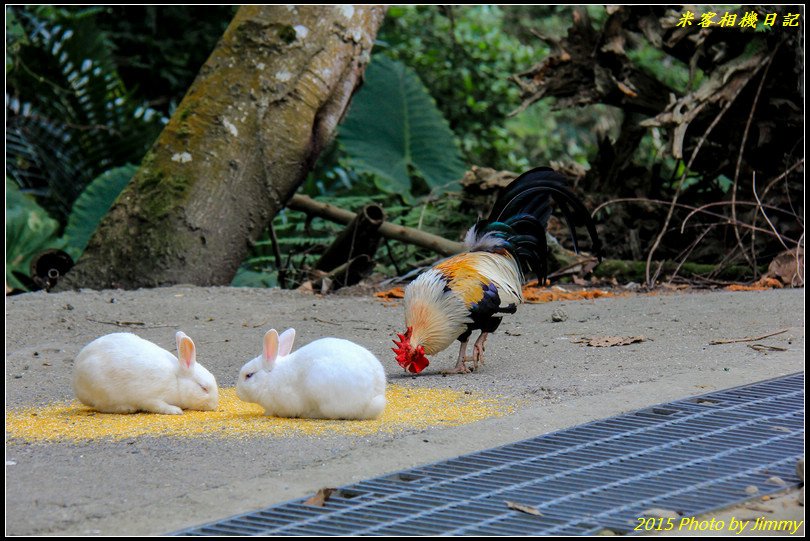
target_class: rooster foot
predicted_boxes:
[443,355,478,374]
[442,367,471,374]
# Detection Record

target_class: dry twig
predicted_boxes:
[752,172,790,251]
[747,344,788,352]
[593,198,796,240]
[708,329,788,345]
[85,317,174,328]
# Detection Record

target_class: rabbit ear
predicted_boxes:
[262,329,280,369]
[176,331,197,371]
[278,328,296,357]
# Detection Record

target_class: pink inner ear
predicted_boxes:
[278,328,295,356]
[263,330,279,366]
[179,338,195,369]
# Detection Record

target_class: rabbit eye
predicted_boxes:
[245,372,255,380]
[199,385,208,392]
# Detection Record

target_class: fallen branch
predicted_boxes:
[747,344,788,352]
[85,317,174,328]
[709,329,789,345]
[288,196,767,286]
[289,194,463,256]
[290,194,605,270]
[546,256,600,279]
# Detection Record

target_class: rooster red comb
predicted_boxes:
[391,326,429,374]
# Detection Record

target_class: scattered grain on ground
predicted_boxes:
[5,385,513,442]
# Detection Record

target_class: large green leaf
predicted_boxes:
[339,55,466,200]
[62,164,137,260]
[5,179,64,290]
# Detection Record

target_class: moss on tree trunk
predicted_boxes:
[57,5,386,290]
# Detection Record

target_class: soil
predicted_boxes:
[4,286,805,535]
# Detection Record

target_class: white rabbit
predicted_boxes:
[236,328,386,420]
[72,332,219,414]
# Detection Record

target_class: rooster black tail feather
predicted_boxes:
[483,166,602,281]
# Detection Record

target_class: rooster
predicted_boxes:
[392,166,601,374]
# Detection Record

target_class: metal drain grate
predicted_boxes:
[176,373,804,536]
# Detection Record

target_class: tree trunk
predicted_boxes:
[56,5,386,290]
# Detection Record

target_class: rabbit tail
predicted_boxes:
[363,394,386,420]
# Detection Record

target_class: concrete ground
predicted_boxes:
[4,286,805,535]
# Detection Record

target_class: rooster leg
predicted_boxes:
[472,332,488,370]
[443,341,472,374]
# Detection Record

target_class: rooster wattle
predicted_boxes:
[392,166,602,374]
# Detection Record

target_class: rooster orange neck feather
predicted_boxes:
[434,251,523,307]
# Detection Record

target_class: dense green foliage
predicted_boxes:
[377,5,624,172]
[6,6,164,222]
[378,6,537,171]
[238,6,613,288]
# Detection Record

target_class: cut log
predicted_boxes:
[310,203,384,289]
[315,204,384,275]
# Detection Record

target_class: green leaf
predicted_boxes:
[62,164,137,260]
[5,7,27,74]
[716,175,733,193]
[339,55,466,201]
[5,179,64,290]
[230,267,278,288]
